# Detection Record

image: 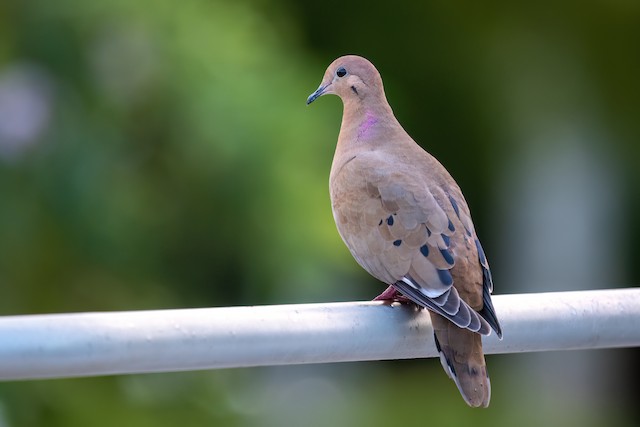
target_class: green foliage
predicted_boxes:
[0,0,351,315]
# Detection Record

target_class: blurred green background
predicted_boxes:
[1,0,639,425]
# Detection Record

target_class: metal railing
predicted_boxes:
[0,288,638,380]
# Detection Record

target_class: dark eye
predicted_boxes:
[336,67,347,78]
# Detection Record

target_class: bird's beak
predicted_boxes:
[306,83,329,105]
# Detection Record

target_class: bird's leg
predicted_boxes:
[373,285,399,300]
[373,285,412,303]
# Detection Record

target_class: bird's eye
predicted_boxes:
[336,67,347,78]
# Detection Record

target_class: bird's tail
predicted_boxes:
[430,312,491,408]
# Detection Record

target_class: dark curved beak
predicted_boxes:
[306,84,327,105]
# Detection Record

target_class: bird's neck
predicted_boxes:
[337,97,403,149]
[331,99,406,183]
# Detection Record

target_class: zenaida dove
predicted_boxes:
[307,55,502,407]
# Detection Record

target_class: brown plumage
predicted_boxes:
[307,55,502,407]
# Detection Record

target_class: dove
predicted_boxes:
[307,55,502,407]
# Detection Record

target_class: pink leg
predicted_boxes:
[373,285,399,301]
[373,285,412,303]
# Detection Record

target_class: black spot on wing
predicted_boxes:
[440,248,454,266]
[448,193,473,236]
[448,219,455,232]
[387,215,394,226]
[441,234,450,247]
[420,245,429,257]
[448,194,460,218]
[437,269,453,286]
[393,239,402,247]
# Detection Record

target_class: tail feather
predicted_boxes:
[430,312,491,408]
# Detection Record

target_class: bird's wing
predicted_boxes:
[333,150,500,336]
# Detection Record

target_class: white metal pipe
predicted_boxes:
[0,288,638,381]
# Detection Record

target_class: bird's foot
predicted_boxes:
[373,285,412,304]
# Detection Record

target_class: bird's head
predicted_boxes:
[306,55,385,106]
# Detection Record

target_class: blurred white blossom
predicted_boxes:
[0,64,54,161]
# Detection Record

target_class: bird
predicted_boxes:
[306,55,502,407]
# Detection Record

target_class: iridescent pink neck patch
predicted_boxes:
[357,111,378,140]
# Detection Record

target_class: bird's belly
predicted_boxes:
[330,182,401,284]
